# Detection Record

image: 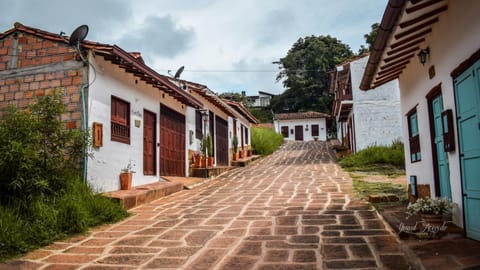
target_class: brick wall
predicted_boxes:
[0,31,85,128]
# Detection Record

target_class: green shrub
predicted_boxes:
[0,91,88,204]
[338,141,405,174]
[251,127,284,155]
[0,92,128,261]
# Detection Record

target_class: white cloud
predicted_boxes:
[0,0,386,95]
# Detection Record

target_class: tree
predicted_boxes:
[358,23,379,54]
[272,35,353,113]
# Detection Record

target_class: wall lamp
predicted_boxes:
[417,47,430,65]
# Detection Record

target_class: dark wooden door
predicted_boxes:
[143,110,156,175]
[215,116,228,166]
[160,105,185,177]
[295,125,304,141]
[209,111,215,155]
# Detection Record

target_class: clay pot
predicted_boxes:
[120,172,132,190]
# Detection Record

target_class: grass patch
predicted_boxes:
[0,178,128,261]
[251,127,284,155]
[338,141,405,176]
[352,178,407,211]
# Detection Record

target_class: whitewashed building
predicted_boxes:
[274,112,329,141]
[360,0,480,240]
[330,55,402,153]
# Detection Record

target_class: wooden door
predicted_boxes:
[295,125,303,141]
[215,116,229,166]
[143,110,156,175]
[160,105,185,177]
[455,60,480,241]
[428,91,451,198]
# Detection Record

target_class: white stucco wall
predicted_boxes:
[396,0,480,227]
[274,118,327,141]
[86,55,187,192]
[350,56,403,152]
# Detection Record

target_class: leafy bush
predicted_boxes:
[251,127,284,155]
[338,141,405,174]
[0,91,87,204]
[0,92,128,261]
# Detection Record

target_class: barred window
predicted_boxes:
[195,110,203,139]
[111,96,130,144]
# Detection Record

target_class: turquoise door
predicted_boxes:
[455,60,480,241]
[431,94,452,199]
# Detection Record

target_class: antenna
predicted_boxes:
[173,66,185,79]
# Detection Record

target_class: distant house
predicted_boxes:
[226,100,259,155]
[330,54,402,153]
[273,111,329,141]
[360,0,480,240]
[0,23,203,192]
[248,91,275,108]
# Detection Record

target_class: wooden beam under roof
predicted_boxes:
[377,61,410,76]
[395,18,438,39]
[384,46,419,63]
[399,5,447,28]
[387,38,425,55]
[381,54,413,69]
[391,28,432,49]
[406,0,445,14]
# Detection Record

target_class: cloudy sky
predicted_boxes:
[0,0,386,95]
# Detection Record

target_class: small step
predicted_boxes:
[104,181,183,210]
[231,155,261,167]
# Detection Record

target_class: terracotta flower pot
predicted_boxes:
[208,157,214,167]
[247,150,253,156]
[421,213,444,227]
[239,150,245,159]
[120,172,132,190]
[233,152,239,161]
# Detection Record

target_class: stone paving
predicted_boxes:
[1,141,415,270]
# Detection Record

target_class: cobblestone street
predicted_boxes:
[2,142,414,270]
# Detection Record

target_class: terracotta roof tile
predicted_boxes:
[274,111,330,120]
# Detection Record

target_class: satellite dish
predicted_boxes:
[69,25,89,46]
[173,66,184,79]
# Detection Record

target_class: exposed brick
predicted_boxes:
[322,245,348,260]
[324,260,377,269]
[10,84,19,91]
[349,244,373,258]
[235,241,262,256]
[146,258,187,269]
[97,254,153,265]
[293,250,316,262]
[219,256,257,270]
[20,83,29,91]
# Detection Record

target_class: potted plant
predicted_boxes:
[247,147,253,157]
[406,197,456,226]
[206,134,214,167]
[232,135,239,161]
[193,151,203,168]
[120,160,135,190]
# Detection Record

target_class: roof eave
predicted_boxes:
[360,0,407,90]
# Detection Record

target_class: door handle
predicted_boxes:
[463,193,468,197]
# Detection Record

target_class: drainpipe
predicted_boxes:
[81,83,88,183]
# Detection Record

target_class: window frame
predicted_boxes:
[111,96,131,144]
[195,110,203,140]
[407,108,421,163]
[281,126,289,138]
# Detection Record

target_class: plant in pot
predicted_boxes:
[406,197,457,226]
[193,151,203,168]
[120,160,135,190]
[232,135,239,161]
[206,134,214,167]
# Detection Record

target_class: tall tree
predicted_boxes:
[272,35,353,113]
[358,23,379,54]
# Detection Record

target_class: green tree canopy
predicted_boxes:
[271,35,353,113]
[358,22,379,54]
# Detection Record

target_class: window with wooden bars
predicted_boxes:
[281,126,289,137]
[311,124,319,137]
[111,96,130,144]
[195,110,203,140]
[407,109,421,162]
